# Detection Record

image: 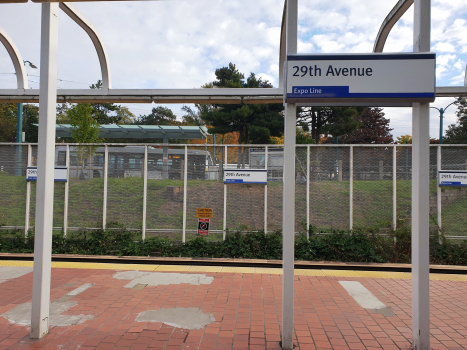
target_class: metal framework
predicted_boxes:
[0,0,454,348]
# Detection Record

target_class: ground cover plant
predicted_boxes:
[1,223,466,266]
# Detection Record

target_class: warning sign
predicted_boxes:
[198,218,210,235]
[196,208,213,219]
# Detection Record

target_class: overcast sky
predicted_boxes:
[1,0,467,140]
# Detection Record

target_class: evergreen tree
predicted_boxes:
[444,97,467,144]
[339,108,394,144]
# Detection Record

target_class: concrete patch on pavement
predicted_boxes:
[113,270,214,288]
[0,266,33,284]
[339,280,395,316]
[136,308,216,329]
[2,301,93,326]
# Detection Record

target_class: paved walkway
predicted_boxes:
[0,260,467,350]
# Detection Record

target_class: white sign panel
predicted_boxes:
[224,169,267,184]
[26,166,68,182]
[286,53,435,105]
[438,171,467,187]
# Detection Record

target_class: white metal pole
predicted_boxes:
[306,145,310,238]
[412,1,431,348]
[349,146,353,231]
[223,145,227,240]
[437,145,442,238]
[25,144,32,237]
[63,144,70,237]
[30,2,59,339]
[393,145,397,230]
[182,145,188,243]
[103,145,108,229]
[142,145,148,241]
[282,2,297,348]
[264,145,268,234]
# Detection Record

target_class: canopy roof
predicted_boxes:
[55,124,208,139]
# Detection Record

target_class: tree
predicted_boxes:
[396,135,412,144]
[68,103,103,178]
[136,106,179,126]
[338,108,394,144]
[200,63,284,145]
[297,106,363,143]
[0,103,17,142]
[0,103,39,143]
[444,97,467,144]
[181,105,207,126]
[89,80,122,125]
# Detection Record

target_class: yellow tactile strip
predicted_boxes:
[1,260,467,281]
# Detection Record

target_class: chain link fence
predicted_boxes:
[1,143,466,240]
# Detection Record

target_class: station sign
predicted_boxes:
[198,218,210,235]
[224,169,267,184]
[286,53,436,105]
[438,171,467,187]
[26,166,67,182]
[196,208,213,219]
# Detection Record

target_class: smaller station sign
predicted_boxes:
[196,208,213,219]
[439,171,467,187]
[224,169,267,184]
[198,218,210,235]
[26,166,67,182]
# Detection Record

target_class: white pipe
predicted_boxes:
[63,144,70,237]
[393,144,397,231]
[103,145,108,229]
[223,145,227,240]
[264,146,268,234]
[142,145,148,241]
[183,145,188,243]
[306,145,310,238]
[25,144,31,237]
[349,146,353,231]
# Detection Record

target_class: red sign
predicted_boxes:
[197,218,210,235]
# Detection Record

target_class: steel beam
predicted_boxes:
[0,27,28,89]
[30,2,59,339]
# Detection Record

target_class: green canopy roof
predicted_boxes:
[55,124,208,140]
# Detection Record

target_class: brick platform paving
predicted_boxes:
[0,264,467,350]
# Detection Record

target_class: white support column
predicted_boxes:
[437,145,441,239]
[393,145,397,230]
[349,146,353,231]
[306,146,310,238]
[30,2,59,339]
[264,146,268,234]
[412,1,431,349]
[223,145,227,240]
[142,145,148,241]
[282,1,297,348]
[63,144,70,237]
[25,144,32,237]
[103,145,108,229]
[182,145,188,243]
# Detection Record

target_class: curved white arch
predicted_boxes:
[59,2,112,89]
[373,0,413,53]
[0,26,28,89]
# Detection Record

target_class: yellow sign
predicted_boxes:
[196,208,213,219]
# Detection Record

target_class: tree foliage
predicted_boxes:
[297,106,363,142]
[136,106,179,126]
[338,108,394,144]
[200,63,284,145]
[444,97,467,144]
[396,134,412,144]
[0,103,39,143]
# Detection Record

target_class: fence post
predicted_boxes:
[142,145,148,241]
[182,145,188,243]
[63,144,70,237]
[103,145,108,230]
[25,144,32,238]
[338,159,343,182]
[379,160,384,180]
[437,145,441,240]
[393,145,397,231]
[264,145,268,234]
[223,145,227,240]
[306,145,310,238]
[349,146,353,231]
